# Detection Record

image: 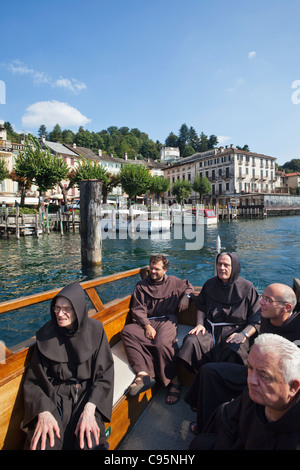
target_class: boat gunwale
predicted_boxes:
[0,266,149,315]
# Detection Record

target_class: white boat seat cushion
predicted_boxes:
[111,323,191,406]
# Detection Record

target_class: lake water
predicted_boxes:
[1,216,299,348]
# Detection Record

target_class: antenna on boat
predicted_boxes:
[214,235,225,275]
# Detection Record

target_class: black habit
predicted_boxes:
[178,252,261,372]
[190,387,300,450]
[22,282,114,450]
[185,307,300,433]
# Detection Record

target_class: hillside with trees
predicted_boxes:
[4,121,221,162]
[4,121,298,171]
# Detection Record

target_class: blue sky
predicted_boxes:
[1,0,300,165]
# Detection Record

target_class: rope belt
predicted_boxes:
[148,315,167,320]
[207,319,241,346]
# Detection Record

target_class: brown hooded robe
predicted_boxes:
[121,274,194,386]
[22,282,114,450]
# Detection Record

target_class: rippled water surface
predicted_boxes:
[1,216,299,347]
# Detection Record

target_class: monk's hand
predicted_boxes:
[144,324,156,340]
[30,411,60,450]
[188,324,206,335]
[226,332,246,344]
[75,402,100,449]
[178,295,190,312]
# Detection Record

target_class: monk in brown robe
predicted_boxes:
[22,282,114,450]
[121,254,194,404]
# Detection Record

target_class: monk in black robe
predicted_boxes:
[121,254,194,404]
[186,283,299,434]
[178,252,261,372]
[190,334,300,450]
[22,282,114,450]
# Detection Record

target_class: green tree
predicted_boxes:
[182,145,195,158]
[192,175,211,203]
[69,158,122,203]
[70,157,109,187]
[0,157,9,182]
[177,124,189,156]
[165,132,178,148]
[119,163,152,206]
[236,144,250,151]
[208,134,218,149]
[74,127,93,148]
[171,180,192,204]
[188,126,199,150]
[150,175,170,202]
[281,159,300,173]
[14,136,70,203]
[62,129,76,145]
[48,124,63,142]
[102,173,120,203]
[198,132,209,152]
[38,124,47,139]
[10,169,32,206]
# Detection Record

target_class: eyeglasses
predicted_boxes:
[259,295,286,304]
[53,306,74,314]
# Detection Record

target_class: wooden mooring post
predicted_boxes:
[80,179,102,266]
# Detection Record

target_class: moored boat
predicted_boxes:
[172,206,218,225]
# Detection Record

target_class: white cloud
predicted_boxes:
[4,60,86,93]
[227,77,244,93]
[217,136,231,144]
[248,51,257,59]
[22,100,91,129]
[55,78,87,93]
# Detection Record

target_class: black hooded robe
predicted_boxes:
[185,307,300,433]
[22,282,114,450]
[190,387,300,450]
[178,253,261,372]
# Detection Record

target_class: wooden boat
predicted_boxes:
[1,267,299,451]
[0,266,199,450]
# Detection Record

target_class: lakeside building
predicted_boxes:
[162,145,283,206]
[0,127,298,208]
[0,125,40,204]
[284,172,300,189]
[159,146,180,164]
